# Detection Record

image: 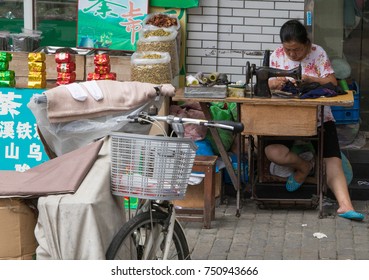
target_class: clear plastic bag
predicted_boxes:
[131,51,172,84]
[137,26,178,78]
[28,94,164,156]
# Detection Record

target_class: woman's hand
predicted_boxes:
[268,77,289,90]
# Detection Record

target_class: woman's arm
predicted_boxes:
[302,73,337,86]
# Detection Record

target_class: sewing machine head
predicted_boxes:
[245,61,302,98]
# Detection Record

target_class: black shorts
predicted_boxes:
[264,121,341,159]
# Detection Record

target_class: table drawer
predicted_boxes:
[241,104,317,136]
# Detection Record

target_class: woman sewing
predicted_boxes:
[266,19,364,221]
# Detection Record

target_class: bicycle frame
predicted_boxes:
[132,199,178,260]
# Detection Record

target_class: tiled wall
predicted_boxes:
[186,0,305,82]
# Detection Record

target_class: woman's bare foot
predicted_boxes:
[292,159,313,184]
[337,206,354,214]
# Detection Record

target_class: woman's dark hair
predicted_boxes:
[280,19,311,45]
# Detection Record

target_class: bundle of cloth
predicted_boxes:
[29,80,176,156]
[44,80,176,123]
[280,81,346,99]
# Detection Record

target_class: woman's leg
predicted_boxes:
[320,121,360,215]
[265,144,312,184]
[324,157,354,213]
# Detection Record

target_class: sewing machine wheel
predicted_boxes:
[245,61,252,85]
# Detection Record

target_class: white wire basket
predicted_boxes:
[110,132,197,200]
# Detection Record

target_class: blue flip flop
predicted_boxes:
[285,159,315,192]
[338,210,365,221]
[285,174,302,192]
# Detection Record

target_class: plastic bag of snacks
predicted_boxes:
[27,52,46,88]
[131,51,172,84]
[56,62,76,73]
[0,52,15,87]
[143,13,181,57]
[55,52,76,85]
[87,53,116,81]
[137,27,178,78]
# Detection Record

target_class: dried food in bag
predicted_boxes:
[144,13,179,28]
[137,27,178,78]
[144,13,181,57]
[131,51,172,84]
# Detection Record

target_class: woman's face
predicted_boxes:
[282,41,309,61]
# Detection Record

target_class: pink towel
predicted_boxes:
[44,80,175,123]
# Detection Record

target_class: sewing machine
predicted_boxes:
[245,62,302,97]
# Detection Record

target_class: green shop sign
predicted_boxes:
[77,0,149,51]
[150,0,199,8]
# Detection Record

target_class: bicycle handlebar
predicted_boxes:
[128,113,244,134]
[206,120,244,134]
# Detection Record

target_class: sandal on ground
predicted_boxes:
[338,210,365,221]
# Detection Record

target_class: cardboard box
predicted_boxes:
[0,199,38,260]
[174,171,222,209]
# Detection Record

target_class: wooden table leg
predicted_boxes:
[203,164,215,228]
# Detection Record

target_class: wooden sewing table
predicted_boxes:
[173,89,354,218]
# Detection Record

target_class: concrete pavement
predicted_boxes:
[182,198,369,260]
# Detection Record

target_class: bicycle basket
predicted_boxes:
[110,132,197,200]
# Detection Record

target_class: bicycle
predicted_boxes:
[105,112,244,260]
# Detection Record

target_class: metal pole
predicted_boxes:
[24,0,35,31]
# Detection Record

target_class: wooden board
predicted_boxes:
[173,88,355,108]
[241,103,317,136]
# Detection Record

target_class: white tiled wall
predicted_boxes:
[186,0,305,82]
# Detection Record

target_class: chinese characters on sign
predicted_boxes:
[119,1,145,45]
[77,0,149,51]
[0,88,49,171]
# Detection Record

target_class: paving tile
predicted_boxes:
[183,198,369,260]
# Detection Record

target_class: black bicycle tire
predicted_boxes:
[106,211,191,260]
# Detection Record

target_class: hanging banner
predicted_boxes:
[77,0,149,51]
[0,88,49,171]
[150,0,199,8]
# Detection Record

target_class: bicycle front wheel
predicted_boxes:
[106,211,191,260]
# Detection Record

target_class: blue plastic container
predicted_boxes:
[331,82,360,124]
